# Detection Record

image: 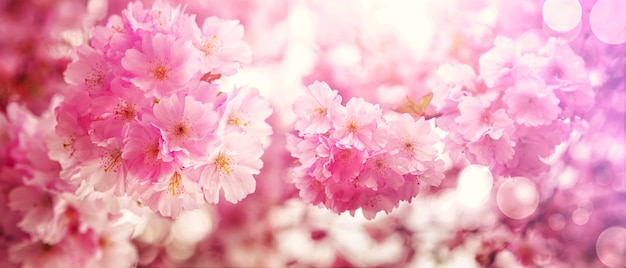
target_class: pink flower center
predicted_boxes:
[347,121,358,132]
[173,122,189,138]
[99,237,109,248]
[84,69,105,91]
[549,64,565,79]
[42,243,53,252]
[482,113,491,123]
[144,143,160,164]
[374,158,387,170]
[62,136,76,153]
[33,194,53,209]
[314,107,327,117]
[526,97,536,106]
[403,141,415,153]
[149,62,169,81]
[114,103,136,121]
[312,180,324,191]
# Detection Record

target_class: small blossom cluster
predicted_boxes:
[287,81,444,219]
[0,103,137,268]
[52,0,272,218]
[431,35,594,178]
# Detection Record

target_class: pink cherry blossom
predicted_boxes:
[8,186,57,244]
[292,172,327,206]
[121,33,201,98]
[87,223,138,268]
[64,45,112,97]
[132,169,204,218]
[430,62,478,110]
[122,121,177,184]
[386,114,440,174]
[330,97,385,151]
[77,137,128,195]
[358,152,405,190]
[467,133,516,165]
[502,78,561,126]
[534,38,590,91]
[218,86,273,138]
[324,145,368,181]
[193,16,252,75]
[293,81,343,135]
[143,93,219,166]
[9,237,89,268]
[286,134,322,171]
[479,36,522,87]
[48,93,93,173]
[455,96,514,141]
[199,132,264,203]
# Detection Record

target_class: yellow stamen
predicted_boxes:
[215,154,232,175]
[169,172,184,196]
[201,35,218,56]
[103,149,122,173]
[227,115,249,127]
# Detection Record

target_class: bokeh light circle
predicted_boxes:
[590,0,626,45]
[548,213,566,231]
[496,177,540,220]
[542,0,582,33]
[571,208,590,225]
[596,226,626,267]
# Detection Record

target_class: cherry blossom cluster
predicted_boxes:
[287,81,444,219]
[430,35,594,178]
[0,103,137,268]
[52,0,272,218]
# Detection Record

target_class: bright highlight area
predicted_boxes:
[542,0,582,32]
[456,164,493,209]
[589,0,626,44]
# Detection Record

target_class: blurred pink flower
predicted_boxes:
[502,78,561,126]
[455,96,513,141]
